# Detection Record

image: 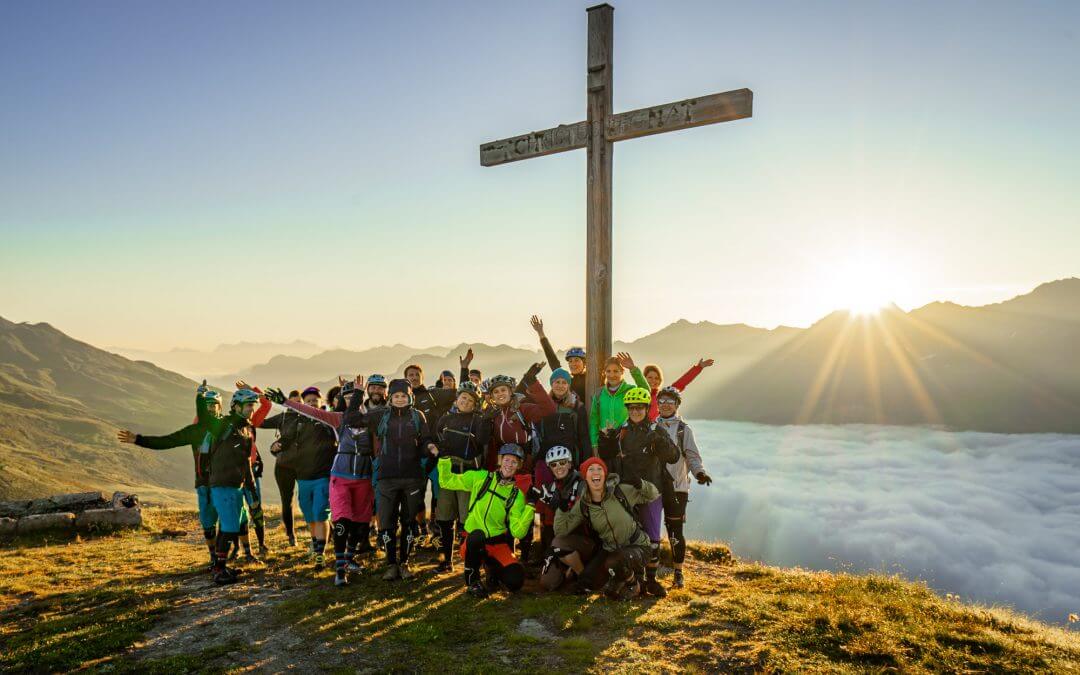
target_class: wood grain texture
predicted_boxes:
[607,88,753,142]
[479,121,590,167]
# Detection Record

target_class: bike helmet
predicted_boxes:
[480,378,491,394]
[622,387,651,406]
[657,386,682,406]
[340,381,356,396]
[457,381,481,402]
[367,374,388,388]
[566,347,586,360]
[545,445,573,466]
[231,388,260,406]
[498,443,525,460]
[488,374,516,392]
[301,386,321,398]
[202,390,223,405]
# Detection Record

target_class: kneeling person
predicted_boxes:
[437,443,539,598]
[554,457,658,600]
[535,446,594,592]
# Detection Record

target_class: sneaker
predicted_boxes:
[382,564,401,581]
[227,545,239,562]
[643,578,668,598]
[334,571,348,587]
[466,582,489,599]
[214,568,240,585]
[435,560,453,573]
[398,562,415,580]
[672,570,685,589]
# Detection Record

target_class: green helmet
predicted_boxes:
[488,374,516,393]
[623,387,651,406]
[231,388,260,407]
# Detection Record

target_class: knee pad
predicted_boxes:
[333,520,348,539]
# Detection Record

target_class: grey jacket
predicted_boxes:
[656,415,705,493]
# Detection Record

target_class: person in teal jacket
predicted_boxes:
[437,443,540,598]
[589,352,649,452]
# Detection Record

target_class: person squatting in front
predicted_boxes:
[430,380,491,572]
[535,446,593,592]
[554,457,659,600]
[597,386,679,598]
[368,378,436,581]
[654,386,712,589]
[204,388,262,585]
[437,443,540,598]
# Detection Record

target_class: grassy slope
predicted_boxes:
[1,508,1078,674]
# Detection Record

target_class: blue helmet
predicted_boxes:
[367,374,388,389]
[498,443,525,460]
[566,347,586,360]
[202,390,223,405]
[231,388,260,407]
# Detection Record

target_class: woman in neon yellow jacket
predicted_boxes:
[437,443,539,597]
[589,352,649,452]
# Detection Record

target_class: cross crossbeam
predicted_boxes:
[480,4,752,405]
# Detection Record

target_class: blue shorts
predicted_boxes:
[210,486,248,534]
[297,477,331,523]
[196,485,218,530]
[427,465,440,500]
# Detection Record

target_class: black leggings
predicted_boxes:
[663,491,689,564]
[275,463,298,540]
[332,518,370,569]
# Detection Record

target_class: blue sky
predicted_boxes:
[1,1,1078,351]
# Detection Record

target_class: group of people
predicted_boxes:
[119,316,714,601]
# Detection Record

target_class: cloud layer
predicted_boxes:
[683,420,1080,626]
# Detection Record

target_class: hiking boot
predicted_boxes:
[258,545,269,557]
[334,571,349,587]
[435,560,453,574]
[398,562,415,580]
[672,570,685,589]
[382,564,401,581]
[643,578,668,598]
[287,535,297,547]
[467,582,489,599]
[214,568,240,585]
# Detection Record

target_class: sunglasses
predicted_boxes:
[549,459,571,468]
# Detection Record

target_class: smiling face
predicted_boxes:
[390,392,410,408]
[551,378,570,398]
[567,356,585,375]
[657,398,678,418]
[604,363,624,387]
[644,370,662,389]
[586,464,606,491]
[404,367,423,388]
[441,374,456,388]
[549,458,571,480]
[302,393,320,407]
[627,404,648,423]
[456,392,476,413]
[498,454,521,479]
[367,384,386,403]
[492,385,513,406]
[235,401,257,420]
[469,372,482,385]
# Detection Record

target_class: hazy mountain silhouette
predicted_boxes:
[698,278,1080,432]
[113,340,323,379]
[0,317,200,500]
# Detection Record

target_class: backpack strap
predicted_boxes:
[676,420,687,458]
[466,472,495,518]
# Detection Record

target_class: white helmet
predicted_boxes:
[545,445,573,466]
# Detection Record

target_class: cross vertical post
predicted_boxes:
[585,3,614,407]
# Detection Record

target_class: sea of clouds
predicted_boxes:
[682,420,1080,626]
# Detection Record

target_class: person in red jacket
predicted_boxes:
[484,363,557,564]
[642,359,714,421]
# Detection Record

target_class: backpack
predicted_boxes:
[578,482,645,544]
[376,408,423,440]
[466,471,520,534]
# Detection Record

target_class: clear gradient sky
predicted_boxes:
[2,1,1078,351]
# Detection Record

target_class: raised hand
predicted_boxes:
[117,429,137,444]
[337,375,347,387]
[530,315,545,337]
[616,351,635,369]
[697,358,715,369]
[354,374,365,390]
[459,348,474,368]
[197,379,209,395]
[235,379,250,391]
[524,361,545,381]
[264,387,286,405]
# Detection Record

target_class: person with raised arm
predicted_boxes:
[529,315,587,402]
[589,352,649,455]
[641,358,714,421]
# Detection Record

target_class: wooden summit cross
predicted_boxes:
[480,4,752,403]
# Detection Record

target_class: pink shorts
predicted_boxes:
[329,476,374,523]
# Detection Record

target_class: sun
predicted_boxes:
[819,255,905,316]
